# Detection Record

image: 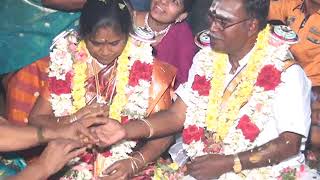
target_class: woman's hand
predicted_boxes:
[101,159,135,180]
[73,103,109,121]
[36,139,86,177]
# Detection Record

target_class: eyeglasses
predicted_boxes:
[208,13,251,31]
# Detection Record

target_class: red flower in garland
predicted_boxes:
[182,125,205,144]
[128,61,153,87]
[80,153,94,164]
[102,151,112,157]
[236,115,260,142]
[192,75,211,96]
[49,72,72,95]
[121,116,129,124]
[256,65,281,91]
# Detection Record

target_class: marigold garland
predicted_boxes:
[205,25,271,142]
[109,38,131,121]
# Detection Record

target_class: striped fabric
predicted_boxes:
[6,57,49,125]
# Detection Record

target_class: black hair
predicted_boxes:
[243,0,270,30]
[79,0,132,38]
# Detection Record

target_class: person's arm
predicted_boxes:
[187,132,302,179]
[29,94,107,129]
[7,139,87,180]
[0,117,107,151]
[41,0,86,11]
[94,97,187,146]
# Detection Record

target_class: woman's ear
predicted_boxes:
[175,12,188,23]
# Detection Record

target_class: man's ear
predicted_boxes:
[176,12,188,23]
[248,19,260,36]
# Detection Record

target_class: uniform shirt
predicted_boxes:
[269,0,320,86]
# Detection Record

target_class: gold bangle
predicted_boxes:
[233,154,242,173]
[141,119,154,138]
[36,127,45,143]
[134,151,146,164]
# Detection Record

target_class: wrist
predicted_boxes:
[42,127,58,142]
[30,160,51,179]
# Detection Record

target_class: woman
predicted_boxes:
[5,0,195,125]
[29,0,176,179]
[133,0,196,89]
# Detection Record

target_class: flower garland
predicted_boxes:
[94,38,155,177]
[49,30,88,117]
[49,31,155,179]
[182,25,293,160]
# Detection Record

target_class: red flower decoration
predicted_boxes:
[80,153,94,164]
[236,115,260,142]
[49,72,72,95]
[102,151,112,157]
[256,65,281,91]
[128,61,153,87]
[182,125,205,144]
[121,116,129,124]
[192,75,211,96]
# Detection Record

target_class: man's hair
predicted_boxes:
[244,0,270,30]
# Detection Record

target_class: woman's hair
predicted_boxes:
[79,0,132,38]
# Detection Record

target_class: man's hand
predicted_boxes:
[36,139,86,177]
[91,118,126,146]
[187,154,233,180]
[101,159,134,180]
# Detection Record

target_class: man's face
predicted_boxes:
[208,0,251,54]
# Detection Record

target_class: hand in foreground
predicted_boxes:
[186,154,233,180]
[56,117,108,144]
[36,139,86,178]
[101,159,135,180]
[91,118,126,146]
[73,103,109,120]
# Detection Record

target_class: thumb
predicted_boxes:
[81,117,108,128]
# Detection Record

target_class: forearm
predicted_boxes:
[124,110,185,140]
[239,132,302,171]
[7,161,49,180]
[41,0,86,11]
[136,136,174,163]
[29,114,72,129]
[0,125,57,151]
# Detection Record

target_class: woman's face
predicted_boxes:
[85,26,127,65]
[150,0,185,24]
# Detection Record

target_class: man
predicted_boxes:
[0,116,106,179]
[93,0,312,179]
[269,0,320,165]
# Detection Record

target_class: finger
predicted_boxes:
[106,169,127,180]
[81,117,108,128]
[66,147,87,160]
[193,155,209,163]
[64,140,84,152]
[103,163,122,176]
[76,124,98,143]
